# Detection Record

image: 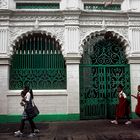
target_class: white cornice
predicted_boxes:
[14,0,61,2]
[11,9,63,16]
[63,10,81,15]
[81,10,128,16]
[127,12,140,17]
[82,0,124,4]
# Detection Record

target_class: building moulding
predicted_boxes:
[10,29,64,56]
[80,29,130,60]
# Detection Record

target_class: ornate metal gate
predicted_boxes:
[80,32,131,119]
[10,33,66,90]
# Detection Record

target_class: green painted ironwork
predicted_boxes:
[10,33,66,90]
[84,4,121,10]
[80,33,130,119]
[16,3,60,9]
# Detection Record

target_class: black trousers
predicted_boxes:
[19,118,37,133]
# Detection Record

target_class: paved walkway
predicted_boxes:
[0,119,140,140]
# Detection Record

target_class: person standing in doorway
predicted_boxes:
[111,84,131,125]
[131,85,140,117]
[14,86,39,137]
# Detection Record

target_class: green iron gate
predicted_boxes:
[80,32,131,119]
[80,64,130,119]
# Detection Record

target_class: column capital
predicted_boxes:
[128,55,140,64]
[65,53,81,64]
[0,56,10,65]
[63,10,81,26]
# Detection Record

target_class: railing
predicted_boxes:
[10,68,66,90]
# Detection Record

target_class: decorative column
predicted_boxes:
[63,10,81,117]
[0,27,9,115]
[65,26,80,53]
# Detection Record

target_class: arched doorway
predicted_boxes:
[80,31,131,119]
[9,32,66,90]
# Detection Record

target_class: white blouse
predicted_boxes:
[119,91,127,98]
[24,92,31,102]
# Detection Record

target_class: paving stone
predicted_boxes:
[54,136,69,140]
[118,133,140,140]
[87,135,96,140]
[72,135,88,140]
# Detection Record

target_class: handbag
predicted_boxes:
[25,100,39,118]
[33,105,39,117]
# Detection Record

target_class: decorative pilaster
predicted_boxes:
[63,10,81,115]
[128,28,140,63]
[130,28,140,52]
[0,27,9,54]
[65,26,79,53]
[63,10,81,54]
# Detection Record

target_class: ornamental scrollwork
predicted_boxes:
[0,0,8,9]
[9,26,65,56]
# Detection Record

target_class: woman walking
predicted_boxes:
[131,85,140,117]
[14,86,39,137]
[111,84,131,125]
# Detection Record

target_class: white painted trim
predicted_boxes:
[82,0,124,6]
[14,0,61,3]
[8,90,67,96]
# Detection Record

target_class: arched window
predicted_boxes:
[10,33,66,90]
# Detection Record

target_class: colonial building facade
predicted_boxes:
[0,0,140,122]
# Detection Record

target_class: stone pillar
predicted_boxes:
[129,63,140,115]
[63,10,81,115]
[128,27,140,117]
[0,27,9,114]
[65,54,81,114]
[0,60,9,114]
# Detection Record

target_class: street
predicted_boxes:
[0,120,140,140]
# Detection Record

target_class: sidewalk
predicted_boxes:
[0,119,140,140]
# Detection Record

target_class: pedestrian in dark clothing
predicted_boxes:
[14,86,39,137]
